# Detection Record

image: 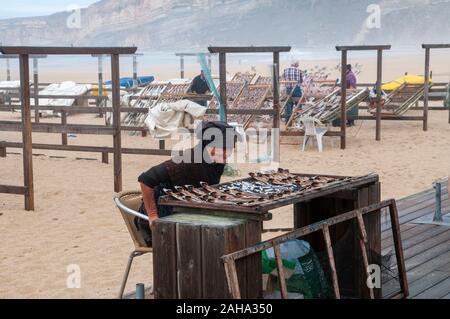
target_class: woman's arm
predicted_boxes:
[140,182,159,225]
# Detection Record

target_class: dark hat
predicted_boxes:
[196,121,242,150]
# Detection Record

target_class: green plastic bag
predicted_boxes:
[263,240,331,299]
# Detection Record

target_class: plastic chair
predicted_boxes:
[300,116,328,152]
[114,191,152,299]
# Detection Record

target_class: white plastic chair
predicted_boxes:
[299,116,328,152]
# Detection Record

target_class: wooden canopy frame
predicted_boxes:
[422,44,450,128]
[0,46,137,211]
[207,46,291,162]
[336,45,391,147]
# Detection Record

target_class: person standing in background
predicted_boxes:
[190,70,210,107]
[282,61,303,124]
[346,64,357,89]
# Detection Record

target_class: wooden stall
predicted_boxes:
[153,171,386,299]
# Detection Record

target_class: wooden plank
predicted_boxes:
[383,238,450,296]
[176,222,203,298]
[0,121,115,135]
[219,53,227,121]
[407,270,450,298]
[383,251,450,297]
[356,212,375,299]
[340,50,347,149]
[356,186,370,298]
[368,183,382,298]
[0,144,5,157]
[245,220,263,298]
[323,226,340,299]
[209,46,291,53]
[19,54,34,211]
[0,185,26,194]
[111,54,122,193]
[273,52,280,130]
[201,222,246,299]
[376,50,383,141]
[153,220,177,299]
[61,111,68,145]
[223,258,241,299]
[388,201,409,297]
[0,142,172,156]
[414,277,450,299]
[390,229,450,269]
[32,59,39,123]
[423,48,430,131]
[227,222,248,299]
[422,44,450,49]
[358,116,425,121]
[273,244,289,299]
[336,45,391,51]
[0,46,137,55]
[382,224,444,252]
[101,152,109,164]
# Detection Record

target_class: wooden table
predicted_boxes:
[153,173,381,299]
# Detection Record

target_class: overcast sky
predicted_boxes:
[0,0,99,19]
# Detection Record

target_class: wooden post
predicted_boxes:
[219,52,227,121]
[224,259,241,299]
[159,140,165,150]
[388,201,409,297]
[208,55,212,72]
[272,52,280,129]
[273,244,288,299]
[61,110,68,145]
[97,55,104,118]
[376,50,383,141]
[423,48,430,131]
[133,54,138,87]
[19,54,35,211]
[322,225,340,299]
[340,50,347,149]
[111,54,122,193]
[6,57,11,81]
[32,58,39,123]
[356,212,375,299]
[180,55,185,79]
[101,152,109,164]
[272,52,281,164]
[0,144,6,157]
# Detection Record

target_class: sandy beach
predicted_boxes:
[1,53,450,298]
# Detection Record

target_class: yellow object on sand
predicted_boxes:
[90,84,109,96]
[382,74,432,91]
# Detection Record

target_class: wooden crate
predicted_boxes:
[153,213,262,299]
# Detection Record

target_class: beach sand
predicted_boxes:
[0,53,449,298]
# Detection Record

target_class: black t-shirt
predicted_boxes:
[190,75,210,95]
[138,161,225,189]
[138,163,170,188]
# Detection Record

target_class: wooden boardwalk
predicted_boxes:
[382,181,450,299]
